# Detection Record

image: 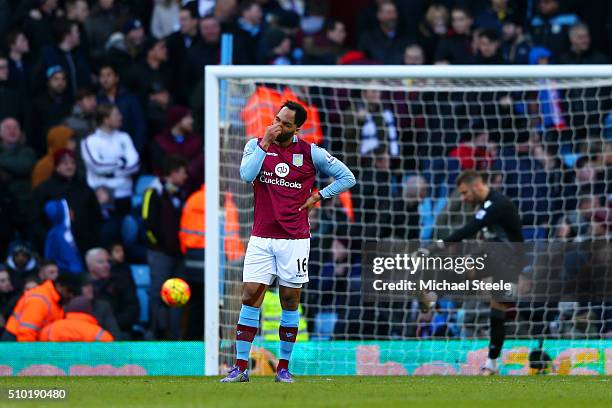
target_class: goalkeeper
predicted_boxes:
[418,170,524,375]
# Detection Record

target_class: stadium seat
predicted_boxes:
[131,175,156,208]
[312,311,338,340]
[130,264,151,327]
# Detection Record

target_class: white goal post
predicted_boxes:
[204,64,612,376]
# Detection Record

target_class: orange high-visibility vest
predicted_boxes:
[5,280,64,341]
[39,312,114,342]
[241,86,323,145]
[179,185,205,253]
[178,185,245,261]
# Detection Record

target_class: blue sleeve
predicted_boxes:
[311,144,356,199]
[240,138,266,182]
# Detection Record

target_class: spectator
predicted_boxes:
[22,0,61,55]
[303,18,347,65]
[475,0,515,32]
[85,0,127,68]
[232,0,265,65]
[142,155,188,340]
[358,0,411,64]
[500,14,532,64]
[416,3,449,64]
[32,125,75,189]
[44,199,84,275]
[435,7,474,64]
[165,4,200,104]
[34,19,91,98]
[0,55,28,128]
[403,44,425,65]
[0,118,36,237]
[38,260,59,282]
[0,175,15,258]
[39,295,114,341]
[389,174,426,240]
[106,18,147,76]
[0,267,16,333]
[529,0,579,58]
[124,38,170,107]
[5,243,38,292]
[259,28,293,65]
[151,0,181,40]
[151,106,203,194]
[85,248,139,339]
[96,65,147,154]
[1,274,79,341]
[342,88,400,168]
[146,82,171,137]
[31,66,73,155]
[32,148,101,257]
[6,30,32,93]
[63,88,97,141]
[65,0,89,24]
[559,23,610,65]
[472,28,503,64]
[81,104,140,216]
[183,15,220,89]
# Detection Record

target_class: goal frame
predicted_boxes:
[203,64,612,376]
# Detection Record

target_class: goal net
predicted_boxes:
[205,66,612,376]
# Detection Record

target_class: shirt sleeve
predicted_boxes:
[114,133,140,177]
[444,199,500,242]
[240,138,266,183]
[311,144,356,199]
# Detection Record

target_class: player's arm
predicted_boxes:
[240,124,281,182]
[300,145,356,211]
[444,200,502,243]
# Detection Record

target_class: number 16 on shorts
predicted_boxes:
[296,257,308,278]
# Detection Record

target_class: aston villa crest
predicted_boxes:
[292,154,303,167]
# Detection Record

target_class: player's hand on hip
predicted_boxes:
[299,192,321,212]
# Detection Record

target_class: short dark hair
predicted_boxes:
[479,28,500,42]
[324,18,341,33]
[39,259,58,269]
[99,63,118,76]
[162,154,188,176]
[279,101,307,127]
[456,170,485,186]
[6,29,24,49]
[96,103,116,125]
[53,19,78,44]
[55,273,82,295]
[181,3,199,19]
[451,6,472,18]
[239,0,258,15]
[75,87,95,101]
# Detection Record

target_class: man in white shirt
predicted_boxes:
[81,104,140,216]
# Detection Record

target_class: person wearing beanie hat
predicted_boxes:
[32,140,102,260]
[31,125,75,189]
[151,106,203,194]
[39,295,114,341]
[106,18,146,75]
[124,37,169,107]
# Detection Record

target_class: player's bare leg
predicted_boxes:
[220,282,268,383]
[482,299,509,376]
[275,285,301,383]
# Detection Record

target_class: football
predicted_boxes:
[160,278,191,307]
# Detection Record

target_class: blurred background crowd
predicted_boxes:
[0,0,610,342]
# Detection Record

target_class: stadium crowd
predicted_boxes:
[0,0,611,341]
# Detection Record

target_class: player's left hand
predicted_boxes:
[298,192,321,212]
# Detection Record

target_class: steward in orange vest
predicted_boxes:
[2,275,80,341]
[39,296,113,342]
[178,184,245,339]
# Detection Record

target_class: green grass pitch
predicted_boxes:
[0,376,611,408]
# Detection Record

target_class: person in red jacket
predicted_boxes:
[1,274,80,341]
[39,296,113,342]
[151,106,203,194]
